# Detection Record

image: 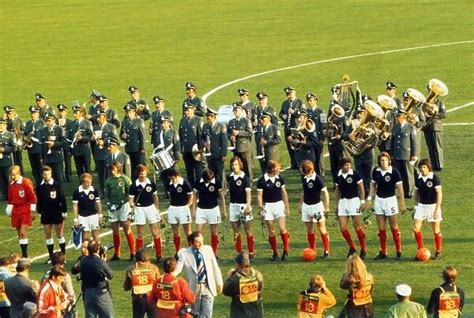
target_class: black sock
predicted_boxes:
[59,242,66,254]
[47,244,54,259]
[20,244,28,258]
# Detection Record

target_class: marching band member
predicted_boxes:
[201,108,228,184]
[4,106,24,173]
[154,115,180,194]
[255,111,280,175]
[120,103,146,179]
[228,103,253,182]
[128,164,163,263]
[166,168,193,255]
[256,160,290,261]
[69,104,93,179]
[385,81,402,108]
[367,152,405,260]
[0,119,16,200]
[279,86,303,169]
[402,91,426,165]
[98,95,121,128]
[56,104,73,182]
[24,105,45,185]
[181,81,206,117]
[6,165,37,259]
[92,110,117,194]
[413,159,443,260]
[193,168,226,257]
[305,92,326,175]
[40,113,66,185]
[179,103,203,187]
[298,160,330,259]
[127,85,151,121]
[326,101,348,189]
[334,157,367,259]
[86,89,102,123]
[35,93,55,120]
[104,161,135,261]
[149,95,173,149]
[237,88,255,124]
[226,157,254,259]
[72,172,102,242]
[105,136,131,179]
[253,91,278,129]
[289,110,318,169]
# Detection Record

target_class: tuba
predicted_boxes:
[342,100,384,156]
[326,104,345,142]
[405,88,426,128]
[422,79,448,118]
[375,95,397,142]
[290,119,315,150]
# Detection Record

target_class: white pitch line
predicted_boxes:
[202,40,474,101]
[446,101,474,113]
[444,122,474,126]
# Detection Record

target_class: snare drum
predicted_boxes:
[151,148,175,172]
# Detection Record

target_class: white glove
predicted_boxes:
[6,204,13,216]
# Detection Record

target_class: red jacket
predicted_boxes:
[8,176,37,213]
[37,279,68,318]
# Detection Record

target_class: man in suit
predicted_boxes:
[4,259,38,318]
[228,104,253,182]
[68,104,93,178]
[173,231,223,318]
[24,106,45,185]
[120,104,146,179]
[391,109,417,198]
[149,95,174,149]
[105,137,131,179]
[40,113,67,185]
[255,111,280,175]
[182,82,207,117]
[201,108,228,184]
[179,103,203,187]
[93,110,117,194]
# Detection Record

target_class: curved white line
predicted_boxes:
[202,40,474,101]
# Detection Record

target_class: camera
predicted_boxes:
[178,305,193,317]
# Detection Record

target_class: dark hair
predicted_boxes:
[340,157,352,168]
[135,248,151,262]
[162,257,177,273]
[167,168,180,178]
[110,161,123,173]
[136,164,149,175]
[300,160,314,175]
[0,257,9,267]
[51,251,66,266]
[442,266,457,283]
[201,169,214,183]
[266,160,281,173]
[87,240,100,255]
[188,231,203,244]
[418,158,432,171]
[40,165,52,173]
[229,156,244,170]
[377,151,391,167]
[49,265,67,279]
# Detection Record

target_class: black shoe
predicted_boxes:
[396,252,402,260]
[174,253,179,260]
[129,254,135,262]
[270,254,278,261]
[373,252,387,260]
[155,257,162,264]
[109,255,121,262]
[360,251,367,260]
[434,252,442,260]
[347,248,356,258]
[323,251,330,260]
[249,253,255,262]
[44,258,52,265]
[281,251,288,261]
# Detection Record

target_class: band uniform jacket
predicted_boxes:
[89,106,120,128]
[120,117,145,153]
[24,118,45,155]
[179,115,202,153]
[128,98,151,121]
[253,106,279,128]
[279,98,303,133]
[294,127,319,163]
[255,123,280,160]
[181,96,206,117]
[241,100,255,126]
[87,103,101,124]
[105,151,131,179]
[422,99,446,132]
[150,109,173,148]
[68,119,93,156]
[391,122,417,160]
[39,105,55,120]
[0,131,16,167]
[93,122,117,161]
[307,106,327,144]
[6,117,24,146]
[201,121,228,159]
[227,116,253,153]
[157,128,181,161]
[327,115,348,150]
[40,125,66,164]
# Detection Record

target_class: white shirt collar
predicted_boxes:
[199,178,216,185]
[263,173,277,182]
[135,178,151,187]
[376,166,393,176]
[304,172,317,181]
[169,176,184,186]
[418,172,434,181]
[12,176,24,185]
[338,169,353,177]
[79,185,95,192]
[230,171,246,180]
[40,179,55,185]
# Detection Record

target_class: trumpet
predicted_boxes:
[46,129,56,154]
[70,130,82,149]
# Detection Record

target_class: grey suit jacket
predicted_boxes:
[391,122,417,160]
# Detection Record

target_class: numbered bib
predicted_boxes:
[352,283,372,305]
[131,268,154,295]
[239,276,259,303]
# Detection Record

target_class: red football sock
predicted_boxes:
[320,233,330,253]
[136,237,144,250]
[234,234,243,253]
[341,229,356,249]
[378,229,387,254]
[307,232,316,250]
[173,235,181,253]
[211,234,219,255]
[434,232,442,252]
[113,233,121,256]
[281,232,290,253]
[154,237,162,258]
[414,230,424,249]
[268,236,278,254]
[391,228,402,253]
[356,228,366,253]
[247,235,255,254]
[125,231,135,255]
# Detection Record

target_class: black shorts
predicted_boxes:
[41,212,64,225]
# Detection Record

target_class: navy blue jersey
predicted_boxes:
[335,169,362,199]
[37,180,68,215]
[167,177,193,206]
[415,172,441,204]
[227,172,251,204]
[371,167,402,198]
[129,178,157,207]
[72,186,100,217]
[301,173,326,205]
[194,178,222,209]
[256,174,286,203]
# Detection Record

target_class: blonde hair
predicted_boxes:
[344,255,371,287]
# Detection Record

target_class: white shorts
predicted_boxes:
[337,197,361,217]
[195,206,221,225]
[301,202,325,223]
[374,195,398,216]
[134,205,161,225]
[168,205,192,225]
[262,201,285,221]
[78,214,100,232]
[108,202,131,223]
[413,203,442,222]
[229,203,253,222]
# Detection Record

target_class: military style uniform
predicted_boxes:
[5,113,24,173]
[120,115,146,178]
[93,122,117,194]
[24,112,45,185]
[40,124,67,184]
[327,113,349,188]
[391,120,417,198]
[228,114,253,182]
[58,115,73,182]
[255,122,280,175]
[153,126,180,192]
[181,96,206,117]
[422,99,446,171]
[279,95,304,169]
[201,120,228,183]
[68,118,93,178]
[128,98,151,121]
[105,149,132,180]
[293,125,319,168]
[179,114,203,186]
[150,109,173,148]
[307,105,327,174]
[0,129,16,200]
[253,105,278,128]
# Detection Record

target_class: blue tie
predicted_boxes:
[195,250,207,283]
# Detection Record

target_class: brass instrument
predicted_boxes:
[422,79,449,118]
[46,128,56,154]
[376,95,397,142]
[203,133,211,157]
[290,119,315,150]
[326,104,345,142]
[70,129,82,149]
[94,130,104,149]
[227,121,237,151]
[191,143,203,161]
[405,88,426,128]
[342,100,384,156]
[334,74,359,112]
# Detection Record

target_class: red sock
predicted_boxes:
[307,232,316,250]
[391,228,402,253]
[356,228,366,253]
[125,231,135,255]
[247,235,255,254]
[281,232,290,253]
[341,229,356,249]
[234,234,242,253]
[173,235,181,253]
[320,233,330,253]
[414,230,424,249]
[434,232,442,252]
[211,234,219,255]
[378,230,387,254]
[113,233,121,256]
[153,237,162,258]
[268,236,278,254]
[136,237,144,250]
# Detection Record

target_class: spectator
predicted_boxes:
[388,284,426,318]
[4,259,39,317]
[0,256,13,318]
[427,266,465,318]
[297,274,336,318]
